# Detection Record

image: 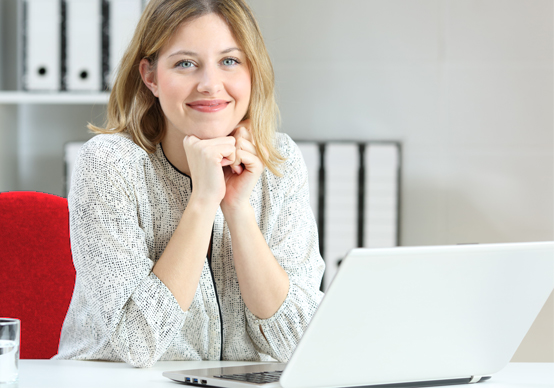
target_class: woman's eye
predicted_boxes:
[177,60,194,68]
[222,58,239,66]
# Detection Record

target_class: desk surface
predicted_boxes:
[17,361,554,388]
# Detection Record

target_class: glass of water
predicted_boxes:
[0,318,19,385]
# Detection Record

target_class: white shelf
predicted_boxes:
[0,91,110,104]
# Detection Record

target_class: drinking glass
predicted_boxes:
[0,318,20,385]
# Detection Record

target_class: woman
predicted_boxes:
[55,0,324,368]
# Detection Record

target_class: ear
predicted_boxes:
[139,58,159,97]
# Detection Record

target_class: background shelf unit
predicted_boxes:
[0,0,112,196]
[0,92,110,105]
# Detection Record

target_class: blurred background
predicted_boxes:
[0,0,552,362]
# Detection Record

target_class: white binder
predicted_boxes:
[364,143,399,248]
[66,0,102,91]
[296,142,320,223]
[24,0,61,91]
[323,143,358,290]
[108,0,142,87]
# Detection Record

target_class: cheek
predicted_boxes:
[229,72,252,110]
[157,72,190,104]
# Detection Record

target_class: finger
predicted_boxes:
[230,131,256,174]
[183,134,200,149]
[203,136,236,147]
[184,135,233,156]
[235,136,257,156]
[230,149,243,174]
[233,126,253,143]
[229,127,252,150]
[235,149,263,174]
[218,144,236,166]
[232,164,244,175]
[192,141,236,167]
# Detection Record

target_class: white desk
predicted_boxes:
[16,361,554,388]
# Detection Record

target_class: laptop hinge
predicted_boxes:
[469,376,482,383]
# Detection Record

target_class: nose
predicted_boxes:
[197,65,222,95]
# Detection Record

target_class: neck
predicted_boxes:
[161,131,191,177]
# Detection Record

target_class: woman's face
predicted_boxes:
[143,13,251,140]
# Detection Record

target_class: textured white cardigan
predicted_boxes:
[54,132,325,367]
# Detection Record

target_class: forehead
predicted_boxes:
[161,13,241,56]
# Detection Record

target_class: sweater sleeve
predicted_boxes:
[244,135,325,362]
[67,137,188,367]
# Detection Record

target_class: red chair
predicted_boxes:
[0,191,75,359]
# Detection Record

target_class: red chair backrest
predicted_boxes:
[0,191,75,359]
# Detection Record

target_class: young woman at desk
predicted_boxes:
[54,0,324,368]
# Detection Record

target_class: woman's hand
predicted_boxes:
[183,135,237,207]
[221,125,264,216]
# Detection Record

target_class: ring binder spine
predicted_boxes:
[317,143,326,291]
[296,140,401,291]
[101,0,109,91]
[21,0,27,90]
[24,0,62,91]
[60,0,67,91]
[357,143,366,248]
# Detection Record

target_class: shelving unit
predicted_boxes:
[0,97,109,196]
[0,1,110,196]
[0,92,110,105]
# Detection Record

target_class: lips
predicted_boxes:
[187,99,230,113]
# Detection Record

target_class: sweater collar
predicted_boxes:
[155,142,192,189]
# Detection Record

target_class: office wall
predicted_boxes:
[247,0,554,361]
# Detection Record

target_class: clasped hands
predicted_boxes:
[183,120,263,214]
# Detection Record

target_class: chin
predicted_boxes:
[187,123,236,140]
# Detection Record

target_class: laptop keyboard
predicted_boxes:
[214,370,283,384]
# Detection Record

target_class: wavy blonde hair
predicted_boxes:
[90,0,284,175]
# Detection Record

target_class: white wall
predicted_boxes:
[248,0,553,361]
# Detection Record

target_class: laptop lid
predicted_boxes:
[163,242,553,388]
[279,241,554,388]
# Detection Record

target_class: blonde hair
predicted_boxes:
[90,0,284,175]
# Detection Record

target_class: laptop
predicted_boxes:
[163,241,554,388]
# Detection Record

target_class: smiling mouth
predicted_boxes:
[187,100,231,113]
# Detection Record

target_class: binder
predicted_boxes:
[24,0,61,91]
[323,143,358,291]
[364,144,399,248]
[108,0,142,88]
[66,0,102,91]
[296,142,320,223]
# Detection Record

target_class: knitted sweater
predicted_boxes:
[54,132,324,367]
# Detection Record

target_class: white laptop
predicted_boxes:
[163,241,554,388]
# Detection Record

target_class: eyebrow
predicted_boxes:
[168,47,242,57]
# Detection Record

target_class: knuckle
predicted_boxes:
[238,126,247,134]
[236,138,244,149]
[200,146,210,157]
